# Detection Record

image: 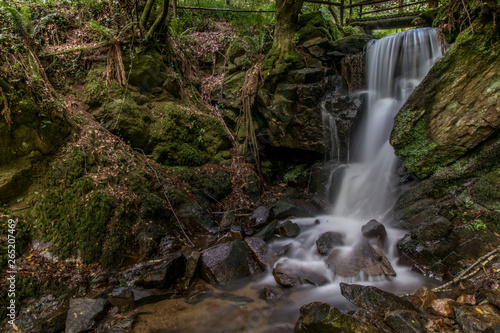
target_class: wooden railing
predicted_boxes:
[305,0,436,26]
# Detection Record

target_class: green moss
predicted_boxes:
[150,103,231,166]
[396,119,437,178]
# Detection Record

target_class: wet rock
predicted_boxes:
[316,231,344,255]
[455,303,500,332]
[272,198,318,220]
[273,260,328,287]
[385,309,429,332]
[97,307,137,332]
[179,251,201,290]
[65,298,111,333]
[326,241,396,277]
[340,283,419,317]
[33,305,69,333]
[295,302,377,333]
[107,287,134,312]
[361,219,387,240]
[135,253,187,289]
[483,324,500,333]
[176,202,218,233]
[261,287,285,305]
[408,287,438,310]
[245,237,271,268]
[481,289,500,308]
[425,318,455,333]
[131,288,176,307]
[429,299,457,317]
[275,220,301,238]
[352,308,393,333]
[249,206,270,228]
[220,210,235,230]
[200,240,259,285]
[254,220,277,241]
[457,294,476,305]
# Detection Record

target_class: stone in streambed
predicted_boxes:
[200,239,261,285]
[275,220,301,238]
[455,303,500,332]
[316,231,344,255]
[273,260,328,287]
[340,283,420,317]
[295,302,378,333]
[361,219,387,240]
[408,287,438,310]
[135,253,187,289]
[65,298,111,333]
[429,298,457,318]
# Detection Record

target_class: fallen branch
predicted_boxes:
[432,245,500,293]
[176,5,274,13]
[0,86,12,130]
[40,42,109,57]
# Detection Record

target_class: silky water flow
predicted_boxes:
[254,27,444,319]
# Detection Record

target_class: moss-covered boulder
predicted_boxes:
[296,12,343,46]
[391,20,500,179]
[125,52,169,92]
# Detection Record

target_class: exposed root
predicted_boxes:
[0,86,12,130]
[237,57,264,188]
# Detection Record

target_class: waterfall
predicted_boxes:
[259,29,443,306]
[333,28,442,220]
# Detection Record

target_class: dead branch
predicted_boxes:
[40,42,109,57]
[176,5,274,13]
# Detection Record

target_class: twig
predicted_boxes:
[432,245,500,293]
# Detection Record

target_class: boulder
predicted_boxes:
[248,206,271,228]
[361,219,387,240]
[480,289,500,308]
[316,231,344,255]
[457,294,476,305]
[65,298,110,333]
[244,237,271,268]
[275,220,301,238]
[135,253,187,289]
[340,283,419,317]
[385,309,430,332]
[326,241,396,277]
[328,35,373,55]
[272,198,318,220]
[273,260,328,287]
[455,303,500,332]
[200,240,261,285]
[125,52,168,91]
[391,21,500,179]
[295,302,378,333]
[131,288,176,307]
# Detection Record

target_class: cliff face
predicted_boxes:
[391,20,500,179]
[390,19,500,278]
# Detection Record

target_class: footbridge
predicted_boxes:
[306,0,439,30]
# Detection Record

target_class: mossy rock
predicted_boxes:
[391,19,500,179]
[124,52,168,92]
[150,103,231,166]
[213,71,247,109]
[176,169,232,202]
[296,12,343,45]
[234,56,253,70]
[94,97,149,148]
[226,40,248,62]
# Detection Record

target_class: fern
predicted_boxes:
[0,4,31,39]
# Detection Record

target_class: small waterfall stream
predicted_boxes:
[255,27,444,321]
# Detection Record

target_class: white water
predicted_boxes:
[254,28,443,314]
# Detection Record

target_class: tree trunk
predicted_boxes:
[140,0,155,29]
[146,0,169,41]
[272,0,304,59]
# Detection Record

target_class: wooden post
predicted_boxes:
[359,5,363,19]
[173,0,177,18]
[349,0,352,20]
[340,0,344,26]
[399,0,403,13]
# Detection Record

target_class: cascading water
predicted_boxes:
[256,28,444,318]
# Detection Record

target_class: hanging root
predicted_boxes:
[238,57,264,187]
[0,86,12,130]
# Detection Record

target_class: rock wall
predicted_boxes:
[391,19,500,278]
